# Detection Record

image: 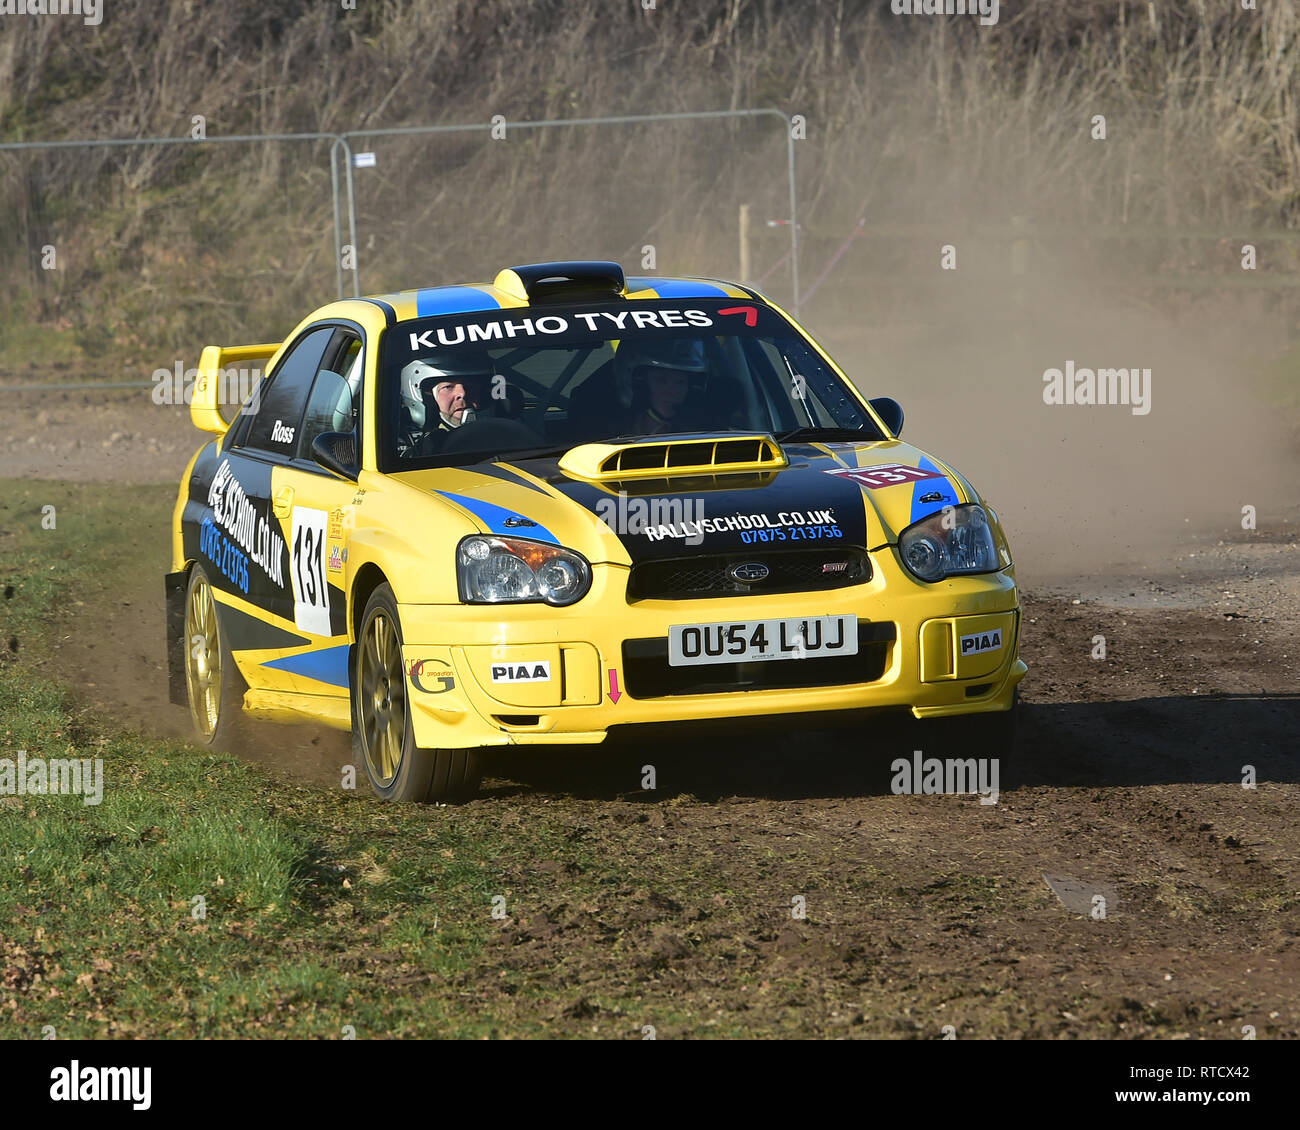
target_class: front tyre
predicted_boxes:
[352,583,481,803]
[183,565,247,747]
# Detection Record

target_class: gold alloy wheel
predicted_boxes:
[185,573,222,739]
[359,610,406,785]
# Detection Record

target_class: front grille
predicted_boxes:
[627,548,870,602]
[622,622,896,698]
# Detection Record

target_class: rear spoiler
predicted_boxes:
[192,342,281,434]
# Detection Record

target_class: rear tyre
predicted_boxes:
[352,583,481,803]
[183,565,247,748]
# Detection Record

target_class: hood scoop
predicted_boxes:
[558,435,788,482]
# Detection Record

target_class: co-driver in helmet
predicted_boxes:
[612,338,708,437]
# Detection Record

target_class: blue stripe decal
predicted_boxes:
[414,287,502,317]
[908,454,961,525]
[263,643,351,688]
[627,277,728,299]
[434,491,559,544]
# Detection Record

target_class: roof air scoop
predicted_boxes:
[494,261,626,304]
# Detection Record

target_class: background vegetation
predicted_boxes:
[2,0,1298,370]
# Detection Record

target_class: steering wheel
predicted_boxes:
[437,416,544,455]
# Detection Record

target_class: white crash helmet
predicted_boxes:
[399,352,493,428]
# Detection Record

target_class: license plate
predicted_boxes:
[668,615,858,667]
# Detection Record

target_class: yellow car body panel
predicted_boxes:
[166,264,1024,752]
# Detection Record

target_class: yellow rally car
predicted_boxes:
[166,261,1025,801]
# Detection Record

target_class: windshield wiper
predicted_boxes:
[489,444,576,462]
[775,426,874,443]
[479,429,874,462]
[492,434,650,462]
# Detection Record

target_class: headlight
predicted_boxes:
[898,504,1001,582]
[457,536,592,605]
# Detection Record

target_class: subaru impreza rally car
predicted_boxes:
[166,261,1024,801]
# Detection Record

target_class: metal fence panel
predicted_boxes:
[0,132,353,392]
[340,110,798,311]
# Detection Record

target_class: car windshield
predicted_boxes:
[378,297,881,469]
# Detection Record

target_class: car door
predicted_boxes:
[214,324,335,693]
[260,327,367,702]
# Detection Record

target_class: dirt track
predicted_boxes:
[9,387,1300,1038]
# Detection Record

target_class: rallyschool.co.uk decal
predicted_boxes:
[644,509,840,543]
[408,308,719,350]
[206,459,285,587]
[823,464,944,490]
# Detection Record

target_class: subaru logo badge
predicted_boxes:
[729,562,770,583]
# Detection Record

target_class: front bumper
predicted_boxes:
[394,545,1026,750]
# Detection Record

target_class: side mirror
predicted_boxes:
[869,397,904,437]
[311,431,358,481]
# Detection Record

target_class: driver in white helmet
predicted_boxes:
[398,350,494,456]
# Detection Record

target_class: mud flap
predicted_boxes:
[164,569,188,706]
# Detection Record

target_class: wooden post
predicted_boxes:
[1011,214,1029,280]
[1011,215,1028,356]
[739,202,751,283]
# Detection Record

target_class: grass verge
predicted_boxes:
[0,480,611,1038]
